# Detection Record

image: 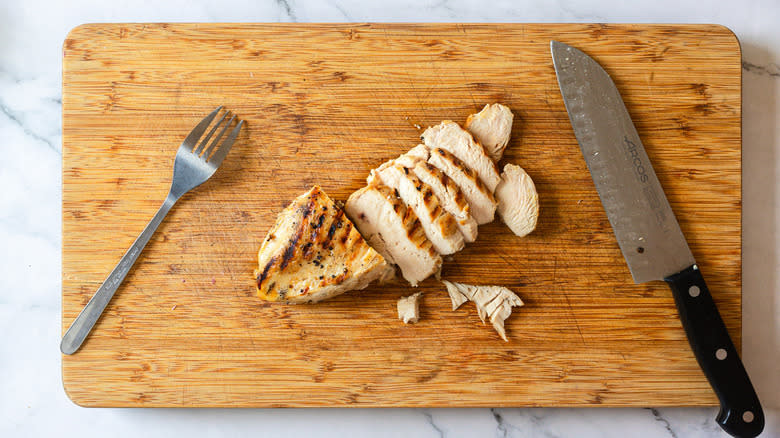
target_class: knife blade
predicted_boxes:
[551,40,764,438]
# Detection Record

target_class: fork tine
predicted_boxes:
[194,110,230,155]
[181,106,223,150]
[208,120,244,166]
[203,114,237,159]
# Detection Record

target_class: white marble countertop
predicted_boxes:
[1,0,778,437]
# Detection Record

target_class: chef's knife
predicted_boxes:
[551,40,764,438]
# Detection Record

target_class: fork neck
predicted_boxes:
[167,186,187,203]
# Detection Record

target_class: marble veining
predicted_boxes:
[1,0,778,437]
[743,61,780,78]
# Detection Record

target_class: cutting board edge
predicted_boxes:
[61,22,741,408]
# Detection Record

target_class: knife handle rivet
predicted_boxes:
[715,348,728,360]
[743,411,755,423]
[636,246,644,254]
[688,285,700,297]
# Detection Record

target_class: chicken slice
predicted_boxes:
[442,280,524,341]
[369,163,464,255]
[409,159,478,243]
[428,147,497,225]
[465,103,514,162]
[397,292,422,324]
[421,121,501,192]
[346,184,442,286]
[495,164,539,237]
[376,146,478,242]
[255,186,394,304]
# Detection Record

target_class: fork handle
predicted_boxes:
[60,193,178,355]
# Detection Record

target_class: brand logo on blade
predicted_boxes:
[624,136,649,183]
[623,136,671,232]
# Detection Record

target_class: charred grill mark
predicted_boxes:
[422,188,433,203]
[326,209,345,243]
[402,205,416,225]
[280,237,299,270]
[302,241,314,258]
[300,196,315,219]
[313,213,326,229]
[430,205,441,217]
[281,196,316,270]
[256,256,278,288]
[407,219,425,242]
[441,215,458,235]
[331,271,348,285]
[403,167,410,175]
[440,172,450,186]
[453,187,465,205]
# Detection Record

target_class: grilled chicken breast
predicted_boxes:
[428,147,497,225]
[368,163,464,255]
[255,186,393,303]
[421,121,501,192]
[465,103,514,162]
[346,184,442,286]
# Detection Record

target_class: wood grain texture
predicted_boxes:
[62,23,741,407]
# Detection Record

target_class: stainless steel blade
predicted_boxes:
[551,40,695,283]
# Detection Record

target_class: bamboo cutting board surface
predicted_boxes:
[62,23,742,407]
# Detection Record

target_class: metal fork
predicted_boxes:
[60,107,244,355]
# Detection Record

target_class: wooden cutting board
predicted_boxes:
[62,23,742,407]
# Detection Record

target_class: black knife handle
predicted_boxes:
[664,265,764,438]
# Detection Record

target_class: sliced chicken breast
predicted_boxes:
[496,164,539,237]
[421,121,501,192]
[465,103,514,162]
[373,146,478,243]
[428,147,497,225]
[255,186,394,304]
[369,163,464,255]
[409,159,478,243]
[345,184,442,286]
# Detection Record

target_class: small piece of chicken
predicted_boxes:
[368,162,464,255]
[397,292,422,324]
[428,147,497,225]
[465,103,514,162]
[346,184,442,286]
[421,121,501,192]
[495,164,539,237]
[255,186,394,304]
[442,280,524,341]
